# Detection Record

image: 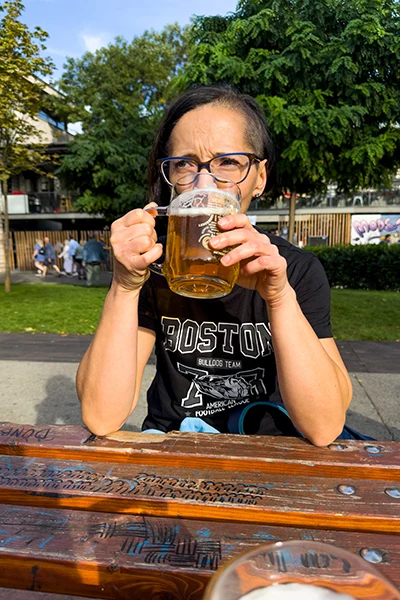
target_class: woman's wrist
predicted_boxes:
[111,268,150,295]
[109,278,143,300]
[264,283,296,312]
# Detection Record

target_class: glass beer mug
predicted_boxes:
[148,173,241,299]
[204,540,400,600]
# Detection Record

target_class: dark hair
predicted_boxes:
[148,85,275,205]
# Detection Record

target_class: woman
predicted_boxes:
[77,86,352,446]
[32,238,45,276]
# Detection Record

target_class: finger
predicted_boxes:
[143,202,159,218]
[239,253,286,276]
[111,221,157,253]
[210,228,269,251]
[130,243,163,271]
[221,239,279,267]
[118,207,157,228]
[113,232,157,260]
[125,222,158,244]
[217,213,253,231]
[128,234,158,256]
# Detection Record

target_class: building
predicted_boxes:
[0,79,107,271]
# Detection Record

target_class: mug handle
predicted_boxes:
[144,205,168,277]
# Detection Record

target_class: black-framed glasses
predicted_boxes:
[157,152,262,186]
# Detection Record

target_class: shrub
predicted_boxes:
[305,244,400,291]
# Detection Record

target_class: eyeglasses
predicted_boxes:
[158,152,262,186]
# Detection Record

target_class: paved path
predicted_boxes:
[0,269,112,287]
[2,333,400,372]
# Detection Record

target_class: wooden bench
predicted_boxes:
[0,421,399,598]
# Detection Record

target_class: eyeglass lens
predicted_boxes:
[163,154,252,185]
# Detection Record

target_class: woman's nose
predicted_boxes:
[195,170,216,189]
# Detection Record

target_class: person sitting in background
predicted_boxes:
[42,237,61,277]
[32,238,45,276]
[82,232,105,287]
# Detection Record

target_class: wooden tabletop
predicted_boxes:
[0,422,399,599]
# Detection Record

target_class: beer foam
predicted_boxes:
[239,584,355,600]
[168,206,234,217]
[176,186,237,201]
[170,187,239,216]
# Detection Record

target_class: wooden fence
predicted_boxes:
[278,213,352,246]
[7,234,15,270]
[12,230,111,271]
[8,214,352,271]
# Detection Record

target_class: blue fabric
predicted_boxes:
[142,417,220,435]
[68,239,79,257]
[179,417,220,433]
[44,242,56,260]
[83,239,105,264]
[74,245,84,260]
[34,244,45,262]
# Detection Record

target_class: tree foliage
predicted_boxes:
[0,0,54,179]
[58,24,189,220]
[181,0,400,199]
[0,0,54,291]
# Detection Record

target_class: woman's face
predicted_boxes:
[168,104,267,213]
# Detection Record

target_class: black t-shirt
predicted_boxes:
[138,232,332,435]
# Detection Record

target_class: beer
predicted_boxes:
[163,206,239,299]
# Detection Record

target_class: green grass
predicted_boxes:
[0,284,399,340]
[0,284,108,335]
[330,289,400,341]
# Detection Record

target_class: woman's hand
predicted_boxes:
[110,204,162,292]
[209,214,291,306]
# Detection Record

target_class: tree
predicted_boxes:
[58,24,188,221]
[181,0,400,241]
[0,0,53,291]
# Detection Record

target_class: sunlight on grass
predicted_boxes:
[0,284,399,340]
[330,289,400,341]
[0,284,108,335]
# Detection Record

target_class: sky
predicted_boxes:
[23,0,238,75]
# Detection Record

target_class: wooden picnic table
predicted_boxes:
[0,421,399,599]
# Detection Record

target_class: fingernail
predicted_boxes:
[221,254,230,265]
[219,217,228,226]
[211,237,222,247]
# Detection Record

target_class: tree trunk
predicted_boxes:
[288,190,296,244]
[1,178,11,293]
